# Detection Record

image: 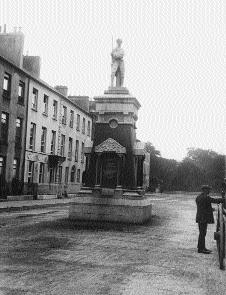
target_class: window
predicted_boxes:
[15,118,22,146]
[82,118,85,134]
[76,169,81,183]
[53,100,58,119]
[75,140,79,162]
[3,72,11,97]
[50,130,56,154]
[18,81,25,104]
[65,167,69,184]
[39,163,45,183]
[81,142,85,163]
[32,88,38,110]
[69,110,74,128]
[49,167,55,183]
[62,106,67,124]
[55,166,62,183]
[0,157,5,176]
[12,159,19,178]
[29,123,36,150]
[68,137,73,160]
[70,165,76,182]
[27,161,34,183]
[76,114,80,131]
[40,127,47,153]
[43,94,48,115]
[12,159,18,178]
[1,112,9,142]
[87,121,91,137]
[58,166,62,183]
[60,134,65,156]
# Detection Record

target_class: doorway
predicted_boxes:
[101,154,118,188]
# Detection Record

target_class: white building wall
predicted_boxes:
[24,78,92,196]
[24,79,60,185]
[60,97,92,193]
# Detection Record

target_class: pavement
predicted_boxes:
[0,193,159,213]
[0,197,76,212]
[0,192,221,213]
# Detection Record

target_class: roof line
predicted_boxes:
[0,54,92,117]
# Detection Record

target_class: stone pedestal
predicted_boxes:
[69,189,152,224]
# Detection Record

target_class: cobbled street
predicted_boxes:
[0,194,225,295]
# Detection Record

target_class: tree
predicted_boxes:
[145,142,161,191]
[144,142,161,157]
[183,148,225,191]
[146,144,225,192]
[173,159,204,191]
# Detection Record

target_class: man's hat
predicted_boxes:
[201,185,212,191]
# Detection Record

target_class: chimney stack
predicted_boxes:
[68,96,90,112]
[0,26,25,67]
[54,85,68,97]
[23,56,41,77]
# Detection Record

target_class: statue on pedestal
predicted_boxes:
[111,38,125,87]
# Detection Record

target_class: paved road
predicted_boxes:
[0,194,225,295]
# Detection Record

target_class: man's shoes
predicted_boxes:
[204,248,212,253]
[198,249,212,254]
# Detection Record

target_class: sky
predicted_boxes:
[1,0,225,161]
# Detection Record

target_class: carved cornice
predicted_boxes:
[95,138,126,154]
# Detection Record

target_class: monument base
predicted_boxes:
[69,188,152,224]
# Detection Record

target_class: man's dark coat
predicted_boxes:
[196,193,222,224]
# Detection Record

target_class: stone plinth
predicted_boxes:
[69,189,152,224]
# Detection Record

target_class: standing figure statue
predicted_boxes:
[111,38,125,87]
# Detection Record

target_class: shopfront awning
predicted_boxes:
[48,155,66,167]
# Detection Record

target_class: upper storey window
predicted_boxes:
[1,112,9,142]
[3,73,11,98]
[18,81,25,105]
[82,118,85,134]
[32,88,38,111]
[43,94,49,115]
[69,110,74,128]
[53,100,58,119]
[87,121,91,137]
[62,106,67,125]
[76,114,80,131]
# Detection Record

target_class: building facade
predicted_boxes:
[0,30,29,197]
[24,81,93,197]
[0,27,93,198]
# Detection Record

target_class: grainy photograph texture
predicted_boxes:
[0,1,225,294]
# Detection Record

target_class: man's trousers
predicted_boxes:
[198,222,208,250]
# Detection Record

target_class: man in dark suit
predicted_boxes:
[196,185,224,254]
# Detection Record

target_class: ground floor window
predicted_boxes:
[0,156,5,176]
[65,167,69,184]
[12,159,19,178]
[58,166,62,183]
[39,163,45,183]
[71,165,76,182]
[27,161,34,183]
[76,169,80,183]
[54,166,63,183]
[49,167,55,183]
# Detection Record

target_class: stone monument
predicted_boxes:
[69,39,152,224]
